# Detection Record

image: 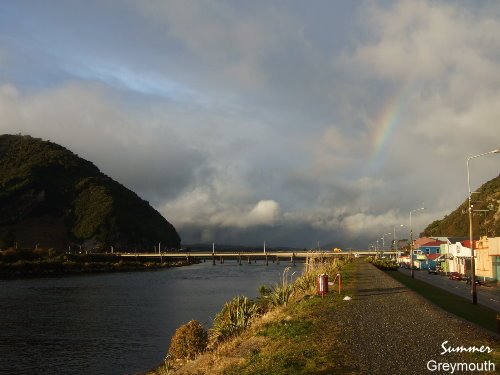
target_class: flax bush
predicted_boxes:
[293,272,316,293]
[209,296,260,346]
[265,267,295,307]
[168,320,208,360]
[267,284,294,307]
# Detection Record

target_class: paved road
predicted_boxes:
[333,261,498,374]
[398,268,500,312]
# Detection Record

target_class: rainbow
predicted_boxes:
[368,83,411,168]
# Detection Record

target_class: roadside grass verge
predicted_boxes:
[386,270,498,333]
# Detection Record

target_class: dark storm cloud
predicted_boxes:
[1,1,499,247]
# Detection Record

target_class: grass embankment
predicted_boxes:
[220,263,357,375]
[386,270,498,333]
[148,255,356,375]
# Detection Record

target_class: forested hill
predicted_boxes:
[422,174,500,238]
[0,134,180,251]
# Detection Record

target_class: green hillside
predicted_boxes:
[422,174,500,237]
[0,134,180,251]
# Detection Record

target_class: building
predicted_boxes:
[411,239,445,269]
[427,253,445,270]
[441,241,472,275]
[475,237,500,282]
[416,240,444,255]
[413,237,438,249]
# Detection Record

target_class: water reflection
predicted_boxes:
[0,260,302,374]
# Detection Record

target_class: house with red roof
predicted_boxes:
[414,239,445,256]
[426,253,445,270]
[413,237,437,249]
[409,239,445,270]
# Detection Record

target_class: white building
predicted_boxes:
[441,241,472,275]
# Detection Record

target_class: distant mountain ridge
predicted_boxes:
[0,134,180,251]
[422,174,500,238]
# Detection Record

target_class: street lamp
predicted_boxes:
[410,207,425,278]
[381,233,391,256]
[467,148,499,305]
[394,224,404,261]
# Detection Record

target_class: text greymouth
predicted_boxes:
[427,360,495,373]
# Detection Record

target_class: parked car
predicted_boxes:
[464,276,484,285]
[428,267,439,274]
[448,272,462,280]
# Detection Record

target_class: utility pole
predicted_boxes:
[410,207,425,278]
[467,148,499,304]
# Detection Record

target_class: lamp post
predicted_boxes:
[381,233,391,257]
[467,148,499,305]
[410,207,425,278]
[394,224,404,261]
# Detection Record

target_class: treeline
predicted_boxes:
[422,173,500,237]
[0,247,193,279]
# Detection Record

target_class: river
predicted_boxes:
[0,260,302,374]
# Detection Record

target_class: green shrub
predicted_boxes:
[371,258,398,271]
[293,272,316,294]
[168,320,208,360]
[209,296,260,345]
[264,267,296,307]
[269,284,294,307]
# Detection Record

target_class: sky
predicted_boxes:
[1,0,499,249]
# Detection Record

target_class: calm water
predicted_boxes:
[0,260,302,375]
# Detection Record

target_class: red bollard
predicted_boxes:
[317,274,328,296]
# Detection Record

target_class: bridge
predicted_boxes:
[116,250,398,265]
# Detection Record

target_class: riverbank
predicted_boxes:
[148,259,499,374]
[0,253,198,279]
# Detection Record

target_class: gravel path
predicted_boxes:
[333,261,499,375]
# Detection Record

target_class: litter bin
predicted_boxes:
[317,273,328,296]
